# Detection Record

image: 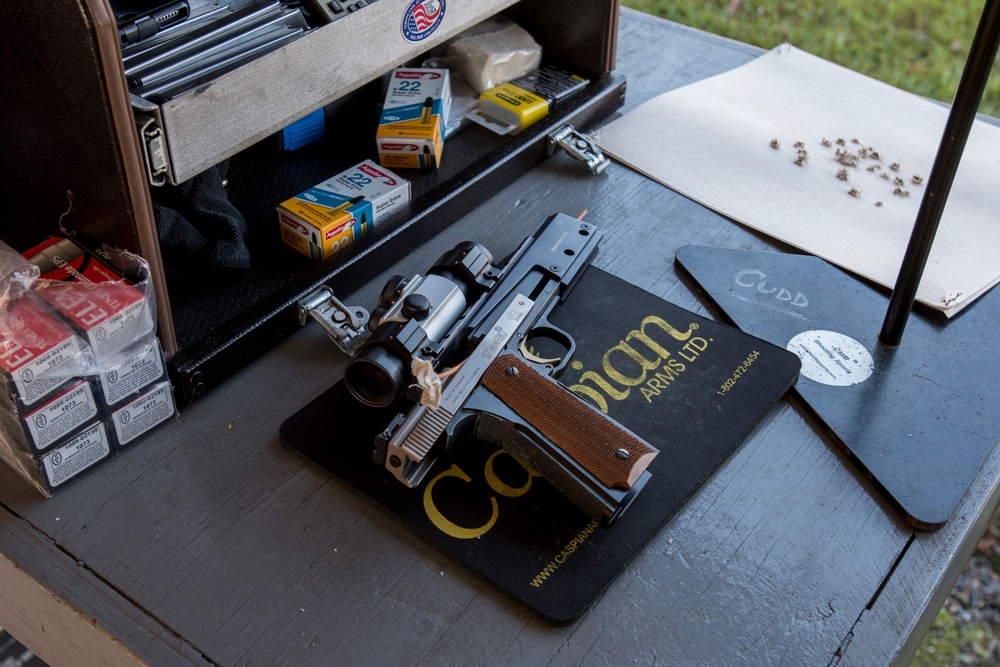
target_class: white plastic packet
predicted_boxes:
[445,16,542,93]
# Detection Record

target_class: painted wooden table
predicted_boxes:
[3,9,998,666]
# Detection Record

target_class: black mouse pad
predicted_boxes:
[280,267,801,623]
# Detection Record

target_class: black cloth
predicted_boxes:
[153,160,251,284]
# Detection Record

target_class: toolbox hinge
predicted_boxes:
[298,286,370,357]
[546,124,611,176]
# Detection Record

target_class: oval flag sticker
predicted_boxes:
[401,0,445,43]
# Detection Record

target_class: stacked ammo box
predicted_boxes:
[0,237,177,495]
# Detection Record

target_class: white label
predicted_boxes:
[42,422,111,487]
[24,381,100,451]
[99,342,165,405]
[111,382,176,446]
[12,336,85,406]
[786,330,874,387]
[88,301,155,360]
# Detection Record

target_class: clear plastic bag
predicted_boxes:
[442,16,542,94]
[0,235,175,496]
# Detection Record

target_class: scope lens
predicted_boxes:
[345,347,407,407]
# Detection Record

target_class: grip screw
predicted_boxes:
[615,448,629,459]
[505,366,519,376]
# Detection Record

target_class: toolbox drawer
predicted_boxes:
[139,0,526,186]
[1,0,624,404]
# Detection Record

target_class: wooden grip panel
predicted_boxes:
[481,354,656,489]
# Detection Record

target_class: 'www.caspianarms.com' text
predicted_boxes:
[529,520,600,588]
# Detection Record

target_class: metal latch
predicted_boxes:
[130,94,172,186]
[546,124,611,176]
[298,286,370,357]
[141,120,169,186]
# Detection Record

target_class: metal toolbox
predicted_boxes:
[1,0,625,403]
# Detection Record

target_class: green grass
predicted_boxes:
[910,609,999,667]
[621,0,1000,118]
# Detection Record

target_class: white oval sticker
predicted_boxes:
[786,330,874,386]
[400,0,445,43]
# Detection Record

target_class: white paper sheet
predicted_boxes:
[595,44,1000,316]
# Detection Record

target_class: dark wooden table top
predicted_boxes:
[3,9,998,666]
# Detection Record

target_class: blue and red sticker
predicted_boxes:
[400,0,445,43]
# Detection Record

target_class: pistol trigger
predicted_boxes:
[517,337,562,366]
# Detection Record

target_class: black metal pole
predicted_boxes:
[879,0,1000,345]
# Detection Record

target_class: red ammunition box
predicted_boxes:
[24,237,154,359]
[0,298,90,410]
